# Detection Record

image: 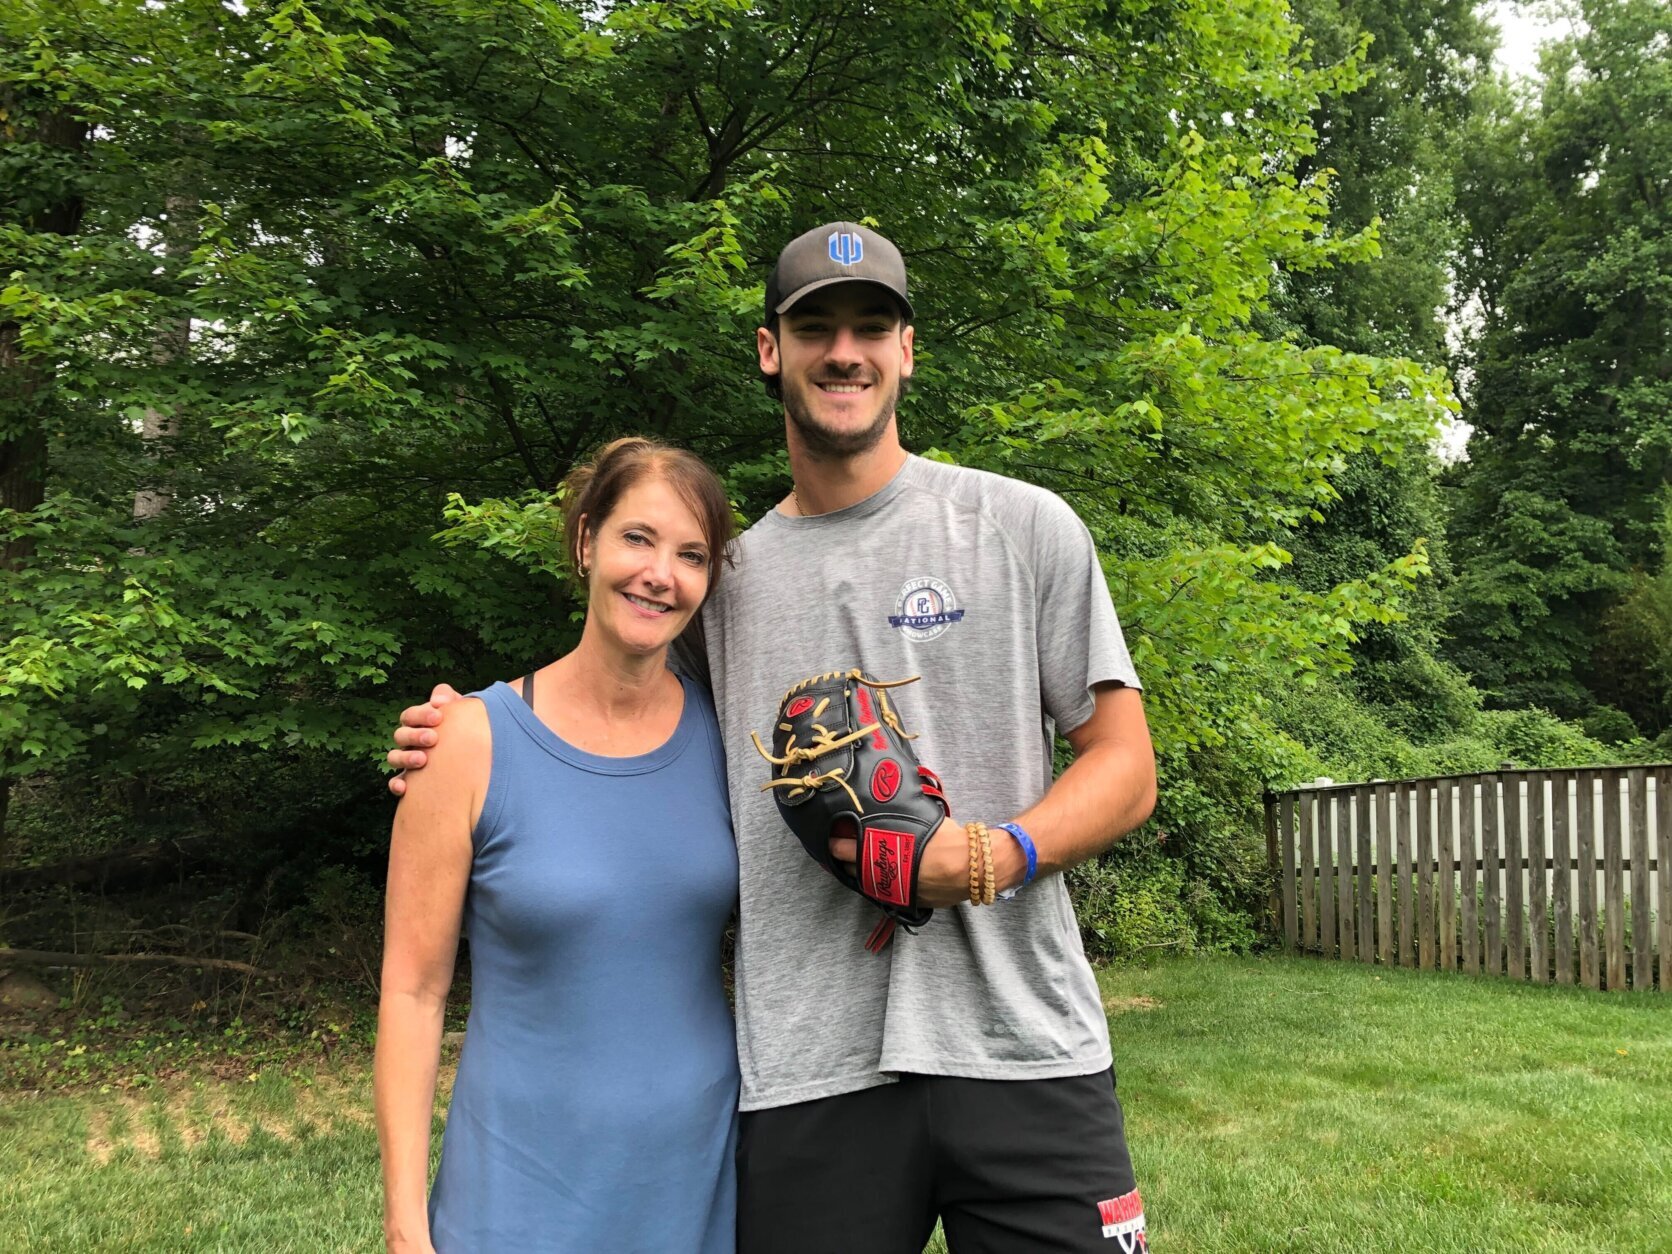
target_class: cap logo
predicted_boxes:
[828,231,863,266]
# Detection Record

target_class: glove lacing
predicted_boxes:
[750,671,921,812]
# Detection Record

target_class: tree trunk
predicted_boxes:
[0,776,10,890]
[132,194,196,522]
[0,415,47,569]
[0,947,272,979]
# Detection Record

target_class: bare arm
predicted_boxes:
[1003,683,1156,885]
[839,683,1157,907]
[374,698,487,1252]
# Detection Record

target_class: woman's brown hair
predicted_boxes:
[561,436,735,598]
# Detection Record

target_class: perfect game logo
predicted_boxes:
[887,576,964,642]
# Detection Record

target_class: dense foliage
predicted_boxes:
[1445,0,1672,727]
[2,0,1663,974]
[1267,0,1488,774]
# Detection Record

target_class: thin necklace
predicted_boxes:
[792,483,806,516]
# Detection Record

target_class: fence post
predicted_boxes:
[1657,766,1670,992]
[1300,791,1317,953]
[1438,778,1456,972]
[1629,768,1650,990]
[1375,784,1393,965]
[1651,772,1665,996]
[1504,771,1525,980]
[1356,787,1374,963]
[1482,773,1502,976]
[1264,789,1280,944]
[1337,792,1356,962]
[1278,792,1299,953]
[1416,780,1434,970]
[1320,794,1337,960]
[1460,777,1479,975]
[1604,770,1626,991]
[1528,773,1549,985]
[1552,770,1573,986]
[1579,769,1600,990]
[1397,785,1414,966]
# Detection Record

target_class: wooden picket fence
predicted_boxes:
[1264,766,1670,991]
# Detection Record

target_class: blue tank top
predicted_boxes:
[428,675,739,1253]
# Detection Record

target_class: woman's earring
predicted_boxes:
[579,563,590,578]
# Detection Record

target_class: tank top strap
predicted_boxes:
[464,682,534,848]
[466,681,522,739]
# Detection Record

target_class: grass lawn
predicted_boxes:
[1103,956,1670,1252]
[2,955,1667,1251]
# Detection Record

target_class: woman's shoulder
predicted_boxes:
[405,691,494,794]
[447,689,495,737]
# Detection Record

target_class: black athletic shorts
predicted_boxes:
[736,1069,1146,1254]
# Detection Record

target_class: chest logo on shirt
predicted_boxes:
[887,576,965,642]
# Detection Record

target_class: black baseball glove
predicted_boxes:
[752,668,951,951]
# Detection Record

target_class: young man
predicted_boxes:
[390,222,1158,1253]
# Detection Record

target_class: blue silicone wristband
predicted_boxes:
[995,822,1038,892]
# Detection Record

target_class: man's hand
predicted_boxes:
[385,683,466,797]
[829,817,1026,909]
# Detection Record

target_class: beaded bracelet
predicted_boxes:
[965,820,996,906]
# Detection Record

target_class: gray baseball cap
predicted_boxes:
[765,221,913,324]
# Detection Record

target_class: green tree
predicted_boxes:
[1283,0,1493,362]
[1265,0,1493,753]
[0,1,1450,945]
[1594,500,1672,739]
[0,44,87,857]
[1446,0,1672,721]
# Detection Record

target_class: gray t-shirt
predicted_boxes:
[680,454,1141,1111]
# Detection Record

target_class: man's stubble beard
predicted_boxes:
[782,374,900,460]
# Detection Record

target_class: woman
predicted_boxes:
[374,437,739,1254]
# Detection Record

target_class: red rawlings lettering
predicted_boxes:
[853,688,887,749]
[871,759,902,803]
[786,696,814,718]
[859,826,916,907]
